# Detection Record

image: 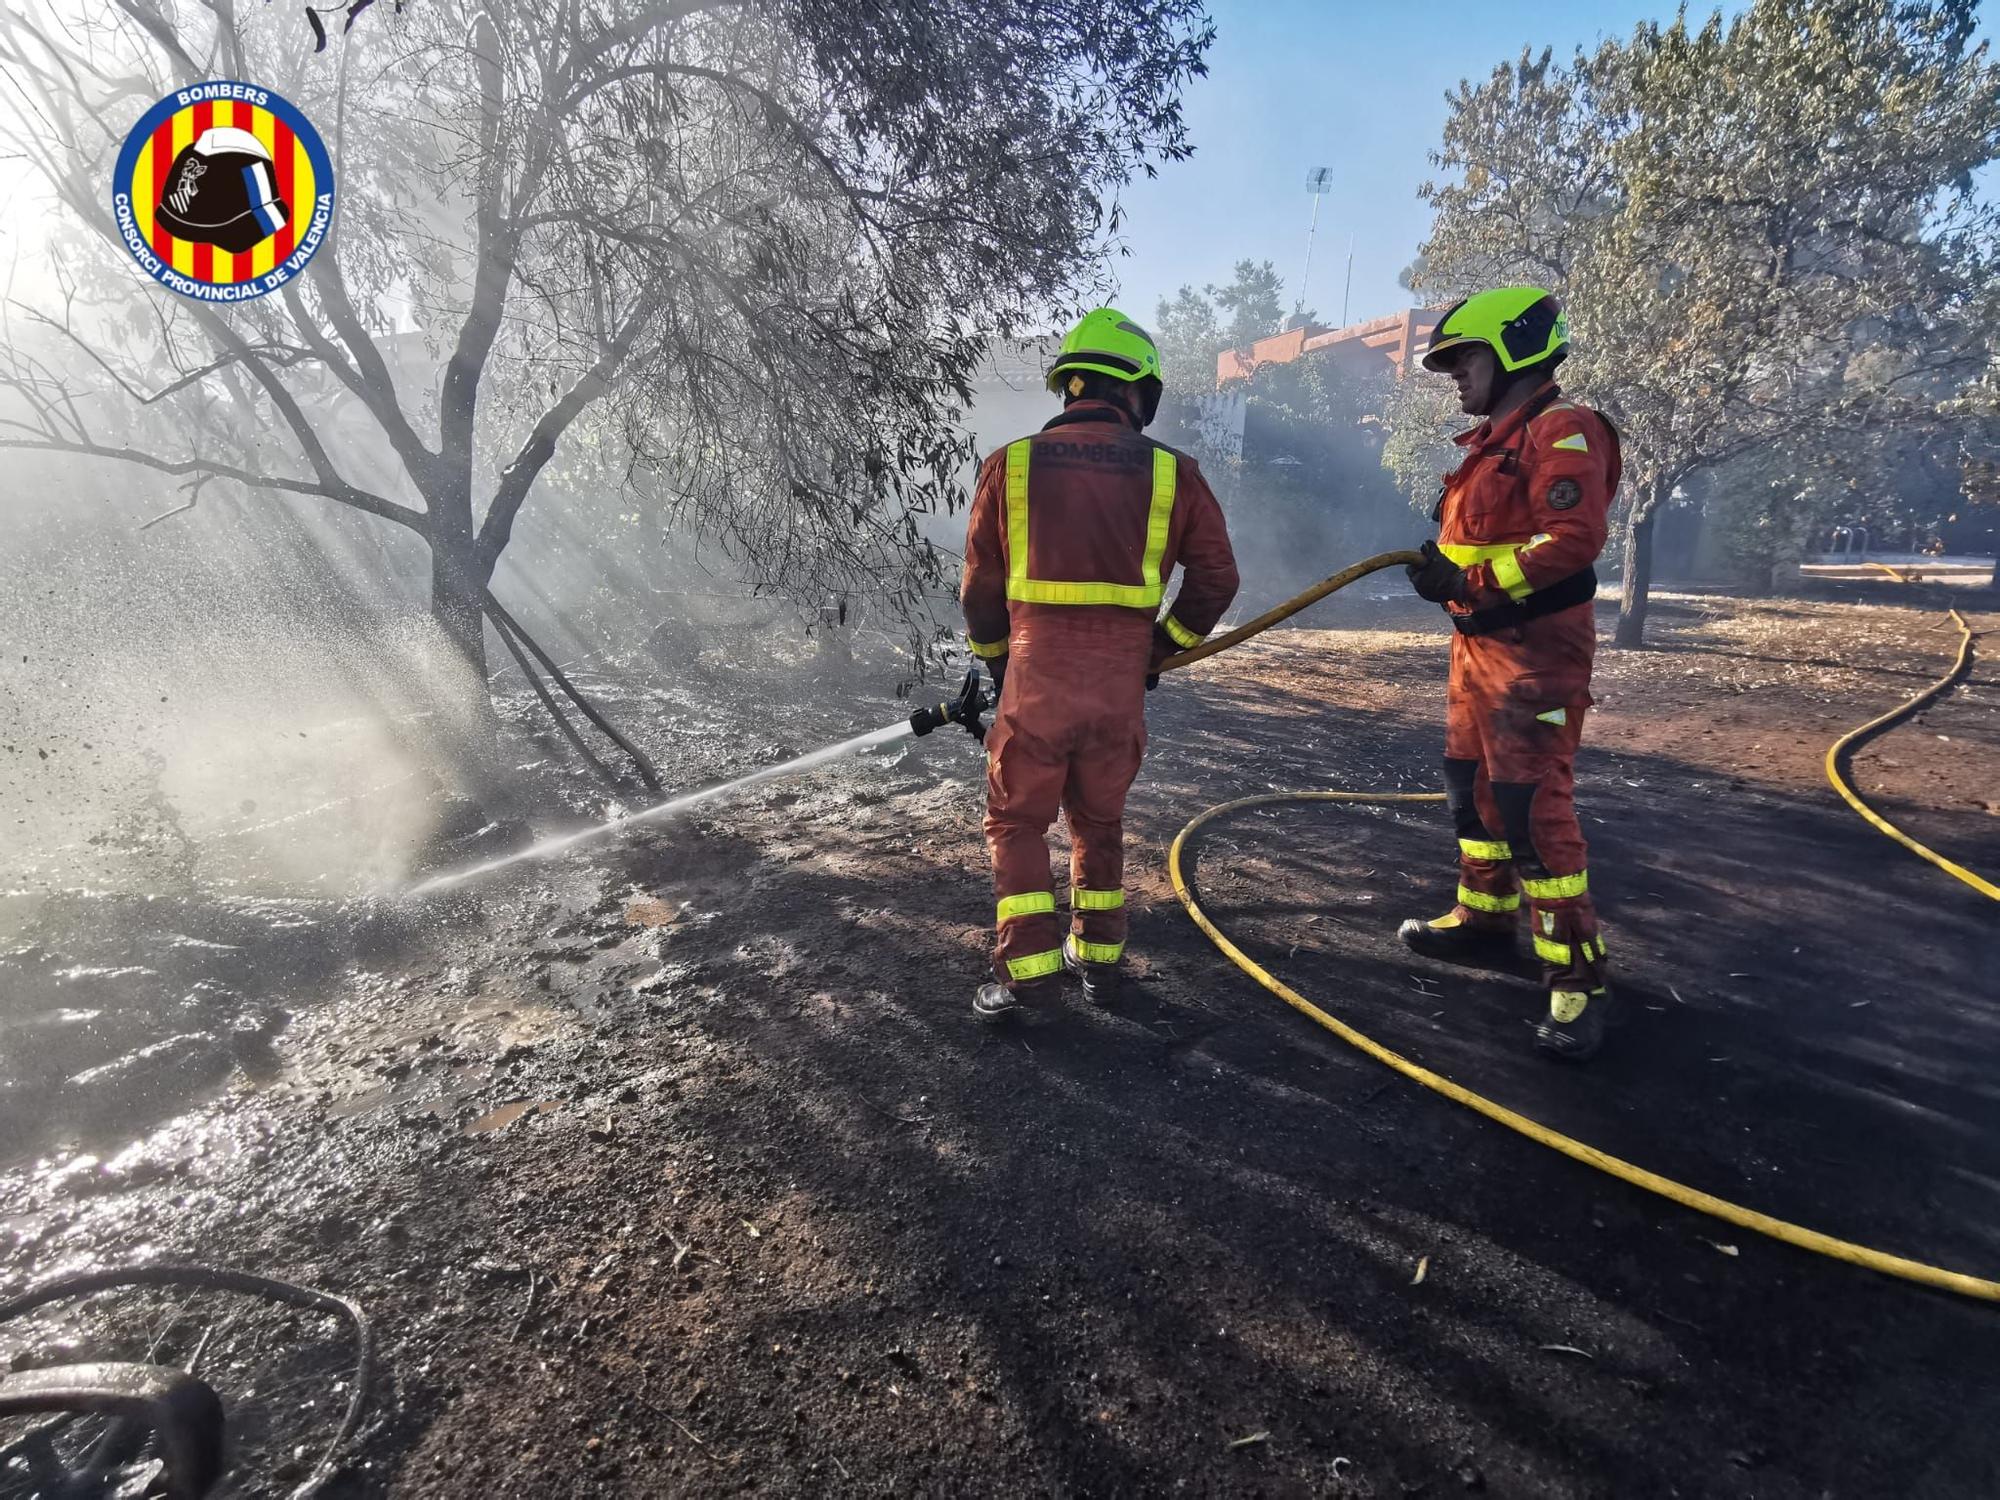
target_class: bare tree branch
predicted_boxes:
[0,434,425,529]
[477,286,662,569]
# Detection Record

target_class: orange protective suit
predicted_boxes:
[1435,382,1621,992]
[961,399,1238,987]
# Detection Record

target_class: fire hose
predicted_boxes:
[1141,550,2000,1304]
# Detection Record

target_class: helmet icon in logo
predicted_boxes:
[154,126,289,255]
[112,81,335,301]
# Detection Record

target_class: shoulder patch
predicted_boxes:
[1546,479,1583,510]
[1552,433,1589,453]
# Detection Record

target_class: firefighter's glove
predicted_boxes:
[985,655,1007,702]
[1148,623,1179,676]
[1407,540,1469,605]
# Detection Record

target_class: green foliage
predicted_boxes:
[1154,259,1286,395]
[1212,259,1286,351]
[1151,259,1415,588]
[1153,283,1226,395]
[1379,375,1464,514]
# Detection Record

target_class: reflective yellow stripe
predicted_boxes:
[1521,871,1588,901]
[997,891,1056,924]
[1550,990,1590,1023]
[1003,440,1177,609]
[1005,440,1033,598]
[1142,446,1176,593]
[1160,612,1204,649]
[1584,935,1608,961]
[1491,549,1533,602]
[1073,887,1124,911]
[1007,948,1063,982]
[1457,884,1520,914]
[966,635,1009,659]
[1534,933,1571,965]
[1072,937,1125,964]
[1438,541,1519,567]
[1458,838,1512,862]
[1552,432,1589,453]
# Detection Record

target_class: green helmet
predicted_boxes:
[1422,286,1569,374]
[1045,307,1164,393]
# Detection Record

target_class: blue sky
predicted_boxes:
[1104,0,1741,330]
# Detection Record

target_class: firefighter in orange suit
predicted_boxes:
[1401,287,1623,1060]
[960,309,1239,1021]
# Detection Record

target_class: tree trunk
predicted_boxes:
[431,523,490,679]
[1614,490,1658,649]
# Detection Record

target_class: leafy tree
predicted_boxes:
[1152,258,1411,590]
[1399,0,2000,645]
[1153,283,1227,396]
[1210,258,1286,351]
[0,0,1214,686]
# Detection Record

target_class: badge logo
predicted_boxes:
[112,81,335,303]
[1546,478,1583,510]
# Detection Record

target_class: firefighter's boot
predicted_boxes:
[1063,936,1121,1005]
[1398,906,1517,966]
[1525,903,1610,1061]
[1536,985,1609,1061]
[972,976,1058,1024]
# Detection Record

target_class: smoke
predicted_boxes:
[1,465,500,900]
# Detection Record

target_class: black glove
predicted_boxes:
[1146,623,1179,692]
[1406,540,1468,605]
[986,655,1007,703]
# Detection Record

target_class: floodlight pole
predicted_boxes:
[1299,166,1330,325]
[1300,190,1322,319]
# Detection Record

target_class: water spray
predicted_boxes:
[407,671,992,896]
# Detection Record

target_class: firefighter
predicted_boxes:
[1401,286,1622,1060]
[961,308,1239,1021]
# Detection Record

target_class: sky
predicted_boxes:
[1104,0,1748,332]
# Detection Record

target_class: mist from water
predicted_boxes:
[407,719,915,894]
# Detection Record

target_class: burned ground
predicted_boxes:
[3,583,1997,1498]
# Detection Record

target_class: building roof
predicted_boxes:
[1216,308,1442,387]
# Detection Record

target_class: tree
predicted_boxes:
[1379,372,1464,515]
[1153,258,1410,586]
[1210,258,1285,351]
[1153,283,1227,395]
[0,0,1214,687]
[1402,0,2000,645]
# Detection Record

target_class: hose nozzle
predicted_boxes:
[909,669,989,742]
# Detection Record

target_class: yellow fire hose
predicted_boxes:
[1158,552,2000,1302]
[1820,565,1997,902]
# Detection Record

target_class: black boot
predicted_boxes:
[1063,937,1121,1005]
[1535,986,1608,1061]
[1398,907,1517,966]
[972,976,1058,1023]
